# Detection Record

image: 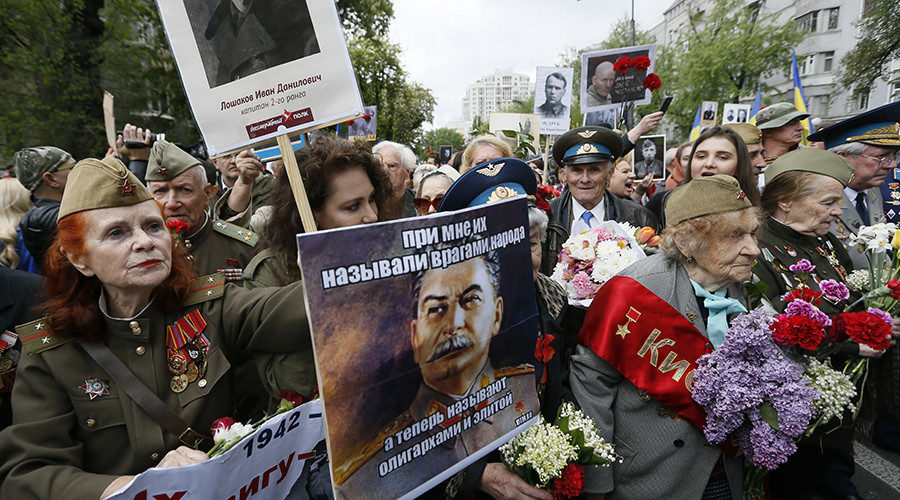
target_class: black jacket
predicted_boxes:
[0,267,42,429]
[541,189,658,275]
[18,196,60,271]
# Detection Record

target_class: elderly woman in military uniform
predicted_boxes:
[571,175,760,499]
[0,156,312,499]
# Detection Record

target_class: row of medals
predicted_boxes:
[167,339,208,393]
[0,344,18,374]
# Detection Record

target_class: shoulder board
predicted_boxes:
[18,318,73,355]
[212,219,258,247]
[495,364,535,379]
[183,272,226,306]
[333,409,414,486]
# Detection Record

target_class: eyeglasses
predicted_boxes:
[414,196,444,213]
[859,152,900,168]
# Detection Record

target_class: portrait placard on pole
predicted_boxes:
[533,66,574,135]
[157,0,363,156]
[103,91,116,151]
[297,198,541,499]
[581,44,656,114]
[347,105,377,141]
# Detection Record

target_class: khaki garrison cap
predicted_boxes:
[58,156,153,221]
[764,148,855,187]
[724,123,762,145]
[146,140,202,181]
[665,174,753,226]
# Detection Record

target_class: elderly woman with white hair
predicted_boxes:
[411,164,460,215]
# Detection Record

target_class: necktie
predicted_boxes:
[580,211,594,228]
[690,279,747,348]
[855,192,870,224]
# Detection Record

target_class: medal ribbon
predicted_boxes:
[166,310,208,351]
[0,330,17,352]
[578,276,738,456]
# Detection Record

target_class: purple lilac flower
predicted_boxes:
[784,299,832,327]
[789,259,815,273]
[867,307,892,326]
[692,307,816,470]
[819,280,850,302]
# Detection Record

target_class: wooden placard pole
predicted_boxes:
[276,133,318,234]
[542,136,552,185]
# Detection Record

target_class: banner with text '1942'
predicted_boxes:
[297,197,542,499]
[157,0,363,155]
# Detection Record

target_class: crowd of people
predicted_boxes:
[0,97,898,500]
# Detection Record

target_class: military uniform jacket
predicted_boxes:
[569,254,743,499]
[0,274,310,500]
[542,189,659,275]
[754,218,855,316]
[829,187,886,270]
[183,215,258,278]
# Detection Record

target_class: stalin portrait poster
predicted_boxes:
[157,0,363,155]
[297,198,542,500]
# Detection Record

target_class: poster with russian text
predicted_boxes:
[297,198,542,500]
[157,0,363,155]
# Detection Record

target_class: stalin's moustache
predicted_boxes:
[427,333,473,362]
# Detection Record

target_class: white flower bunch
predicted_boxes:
[849,223,897,253]
[558,402,618,463]
[803,357,857,424]
[501,417,578,487]
[563,230,600,261]
[590,240,639,284]
[845,269,870,292]
[212,422,255,445]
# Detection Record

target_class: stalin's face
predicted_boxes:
[410,258,503,396]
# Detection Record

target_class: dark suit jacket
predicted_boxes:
[0,267,42,429]
[19,196,59,271]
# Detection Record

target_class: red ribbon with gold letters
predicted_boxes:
[579,276,737,455]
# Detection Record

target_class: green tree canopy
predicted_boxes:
[838,0,900,100]
[413,128,465,158]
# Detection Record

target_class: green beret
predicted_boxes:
[755,102,809,130]
[764,148,855,187]
[146,140,202,182]
[665,174,753,226]
[13,146,73,192]
[58,156,153,221]
[724,123,762,145]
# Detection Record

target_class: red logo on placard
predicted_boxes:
[246,108,314,139]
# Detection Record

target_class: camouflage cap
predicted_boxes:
[13,146,73,192]
[764,148,855,187]
[755,102,810,130]
[665,174,753,226]
[58,156,153,221]
[724,123,762,145]
[146,139,202,182]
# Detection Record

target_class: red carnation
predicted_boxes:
[279,390,305,406]
[887,280,900,300]
[830,312,891,351]
[363,114,372,120]
[782,288,823,306]
[346,120,354,126]
[631,55,651,70]
[166,219,190,234]
[643,73,662,91]
[771,314,826,350]
[613,56,632,74]
[210,417,235,436]
[550,463,585,499]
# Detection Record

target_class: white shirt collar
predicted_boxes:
[572,197,605,220]
[844,186,866,203]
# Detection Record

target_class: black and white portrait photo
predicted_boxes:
[583,108,618,129]
[632,135,666,180]
[183,0,321,88]
[348,105,377,139]
[700,101,718,126]
[439,146,452,164]
[533,66,574,135]
[722,103,752,124]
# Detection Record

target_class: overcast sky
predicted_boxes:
[388,0,674,129]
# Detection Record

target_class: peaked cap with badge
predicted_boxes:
[57,156,152,221]
[146,139,203,181]
[807,101,900,150]
[13,146,74,192]
[438,157,536,211]
[553,126,624,166]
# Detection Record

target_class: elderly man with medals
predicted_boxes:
[571,175,760,498]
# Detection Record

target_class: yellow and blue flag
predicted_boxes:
[791,51,815,144]
[689,103,704,141]
[748,87,763,125]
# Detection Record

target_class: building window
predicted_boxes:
[797,11,818,32]
[827,8,839,29]
[798,54,816,76]
[822,51,834,72]
[859,91,869,110]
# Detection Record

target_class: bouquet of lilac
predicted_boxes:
[692,308,818,495]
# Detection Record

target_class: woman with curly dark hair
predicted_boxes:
[243,136,393,288]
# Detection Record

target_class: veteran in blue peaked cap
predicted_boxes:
[807,101,900,268]
[439,157,536,211]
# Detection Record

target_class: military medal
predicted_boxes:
[785,246,797,257]
[0,358,13,372]
[197,360,207,379]
[167,351,188,375]
[170,373,189,393]
[185,363,200,383]
[80,377,110,400]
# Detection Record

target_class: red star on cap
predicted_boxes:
[282,109,292,121]
[119,180,136,197]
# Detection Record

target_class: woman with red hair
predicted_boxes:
[0,156,311,499]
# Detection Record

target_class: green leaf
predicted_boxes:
[500,129,518,138]
[759,402,780,431]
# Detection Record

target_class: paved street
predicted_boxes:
[852,441,900,499]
